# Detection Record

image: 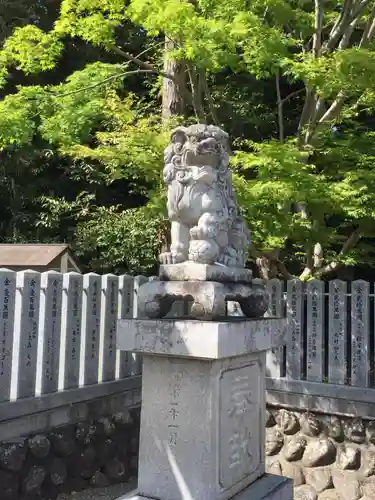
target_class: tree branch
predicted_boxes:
[275,259,297,280]
[325,0,354,51]
[341,229,361,254]
[111,41,195,115]
[254,248,297,280]
[351,0,370,20]
[200,70,220,126]
[281,88,305,104]
[298,88,316,138]
[317,229,361,277]
[313,0,324,57]
[317,91,346,125]
[276,70,284,142]
[337,0,370,50]
[329,0,353,40]
[305,90,346,142]
[307,3,372,139]
[109,45,179,84]
[53,69,155,98]
[359,4,375,47]
[324,0,369,52]
[186,64,206,122]
[300,245,314,280]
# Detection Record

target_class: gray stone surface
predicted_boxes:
[302,438,336,467]
[332,469,361,500]
[137,352,265,500]
[304,467,332,493]
[351,280,370,387]
[276,409,299,435]
[306,280,324,382]
[265,406,375,500]
[294,485,318,500]
[362,476,375,497]
[122,475,293,500]
[283,436,307,462]
[117,318,286,359]
[285,280,303,380]
[280,460,305,486]
[159,263,253,283]
[0,407,139,499]
[159,124,250,267]
[136,278,269,319]
[0,378,140,442]
[328,280,347,385]
[318,490,340,500]
[59,480,137,500]
[265,428,284,456]
[266,377,375,418]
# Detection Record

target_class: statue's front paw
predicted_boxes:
[159,251,186,264]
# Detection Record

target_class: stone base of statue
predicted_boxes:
[138,264,268,320]
[116,317,292,500]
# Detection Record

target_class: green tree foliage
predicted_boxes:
[1,0,375,277]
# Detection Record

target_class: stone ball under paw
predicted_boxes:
[188,239,219,264]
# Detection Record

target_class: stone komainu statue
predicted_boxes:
[160,124,250,268]
[136,124,268,319]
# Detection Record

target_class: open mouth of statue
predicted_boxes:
[183,147,220,168]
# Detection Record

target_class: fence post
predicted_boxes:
[13,270,41,399]
[286,279,304,380]
[351,280,370,387]
[60,272,83,390]
[306,280,324,382]
[99,274,119,383]
[80,273,102,386]
[0,269,16,403]
[132,275,148,375]
[265,279,284,378]
[116,275,135,379]
[328,280,347,385]
[37,271,63,395]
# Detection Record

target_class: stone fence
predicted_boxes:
[0,269,143,499]
[1,271,375,499]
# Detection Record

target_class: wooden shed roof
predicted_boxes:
[0,244,71,267]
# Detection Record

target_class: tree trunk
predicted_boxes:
[162,40,187,121]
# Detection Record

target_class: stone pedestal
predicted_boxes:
[138,264,268,320]
[117,318,292,500]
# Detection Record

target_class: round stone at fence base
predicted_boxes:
[0,409,138,499]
